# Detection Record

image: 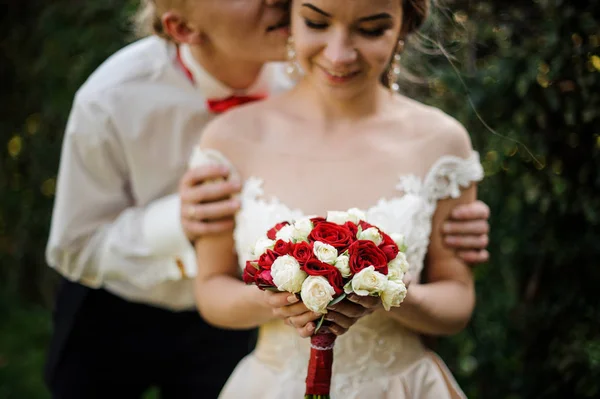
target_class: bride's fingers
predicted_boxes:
[264,291,299,308]
[327,323,349,336]
[328,300,372,319]
[347,294,381,309]
[295,322,316,338]
[287,311,321,330]
[324,311,355,329]
[272,302,313,319]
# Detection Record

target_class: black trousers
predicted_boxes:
[45,279,255,399]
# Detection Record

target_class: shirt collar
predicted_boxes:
[178,44,271,100]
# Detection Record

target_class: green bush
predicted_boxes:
[421,2,600,398]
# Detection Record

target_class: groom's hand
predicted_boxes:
[179,165,242,241]
[443,200,490,264]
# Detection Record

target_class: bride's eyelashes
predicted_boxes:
[303,18,391,38]
[304,18,328,30]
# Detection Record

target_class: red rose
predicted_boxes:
[359,220,374,231]
[310,217,326,226]
[273,239,292,256]
[378,232,399,261]
[292,241,314,266]
[243,261,259,284]
[348,240,389,275]
[303,259,344,295]
[344,221,359,237]
[308,221,355,252]
[255,269,274,289]
[267,222,290,240]
[258,249,278,270]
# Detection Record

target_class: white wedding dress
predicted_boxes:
[195,148,484,399]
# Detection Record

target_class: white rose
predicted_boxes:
[275,224,295,242]
[388,252,409,282]
[334,254,352,277]
[313,241,338,265]
[292,218,313,242]
[301,276,336,314]
[326,211,350,225]
[271,255,307,294]
[357,227,383,246]
[348,266,388,296]
[347,208,366,224]
[253,237,275,257]
[381,280,407,311]
[390,233,407,252]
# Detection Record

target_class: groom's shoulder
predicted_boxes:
[76,36,171,100]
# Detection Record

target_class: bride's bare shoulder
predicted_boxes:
[198,97,278,153]
[394,95,473,158]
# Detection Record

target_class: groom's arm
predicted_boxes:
[46,92,196,289]
[442,200,490,264]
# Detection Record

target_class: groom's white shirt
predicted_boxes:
[46,36,293,310]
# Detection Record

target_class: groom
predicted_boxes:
[45,0,490,398]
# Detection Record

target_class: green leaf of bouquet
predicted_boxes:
[328,293,347,307]
[314,315,325,333]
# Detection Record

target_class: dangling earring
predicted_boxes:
[286,36,302,81]
[387,40,405,93]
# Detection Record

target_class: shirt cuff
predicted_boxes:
[143,194,192,256]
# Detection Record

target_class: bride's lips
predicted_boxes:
[319,66,361,84]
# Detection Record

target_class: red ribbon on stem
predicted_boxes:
[305,332,336,398]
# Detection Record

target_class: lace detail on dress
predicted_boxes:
[235,151,484,282]
[397,152,484,200]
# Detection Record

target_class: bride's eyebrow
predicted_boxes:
[301,3,332,17]
[358,13,393,23]
[300,3,393,23]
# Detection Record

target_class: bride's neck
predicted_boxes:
[294,80,391,123]
[189,44,264,90]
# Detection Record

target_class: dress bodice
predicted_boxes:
[227,151,483,398]
[234,152,484,280]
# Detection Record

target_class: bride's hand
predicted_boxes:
[347,273,414,311]
[322,301,374,336]
[264,291,321,337]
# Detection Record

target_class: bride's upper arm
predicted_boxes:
[192,112,248,284]
[423,114,477,287]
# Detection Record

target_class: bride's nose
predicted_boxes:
[323,31,357,67]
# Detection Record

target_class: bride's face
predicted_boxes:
[291,0,403,98]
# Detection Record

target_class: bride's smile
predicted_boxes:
[291,0,402,102]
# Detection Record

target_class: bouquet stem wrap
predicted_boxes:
[304,332,336,398]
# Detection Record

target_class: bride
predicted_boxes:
[193,0,481,397]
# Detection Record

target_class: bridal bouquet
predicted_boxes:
[243,208,409,399]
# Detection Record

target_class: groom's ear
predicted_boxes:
[161,11,204,45]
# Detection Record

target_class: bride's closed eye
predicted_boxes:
[358,26,390,38]
[304,18,328,30]
[303,18,391,38]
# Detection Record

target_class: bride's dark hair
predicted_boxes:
[381,0,431,88]
[402,0,430,36]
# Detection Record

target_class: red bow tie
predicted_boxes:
[176,46,267,113]
[206,94,266,114]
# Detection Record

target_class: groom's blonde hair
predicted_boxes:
[133,0,188,40]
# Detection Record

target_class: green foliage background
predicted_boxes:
[1,1,598,398]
